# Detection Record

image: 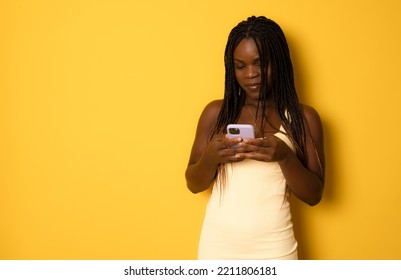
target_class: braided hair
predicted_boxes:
[212,16,307,166]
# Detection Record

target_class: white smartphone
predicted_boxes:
[227,124,255,147]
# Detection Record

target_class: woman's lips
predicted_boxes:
[245,83,260,90]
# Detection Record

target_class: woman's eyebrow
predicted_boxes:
[234,58,260,64]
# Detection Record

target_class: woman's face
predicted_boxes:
[233,38,263,100]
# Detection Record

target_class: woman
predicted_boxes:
[185,16,325,260]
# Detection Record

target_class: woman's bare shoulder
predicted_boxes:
[204,99,223,113]
[199,99,223,122]
[301,104,322,124]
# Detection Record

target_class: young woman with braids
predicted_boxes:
[185,16,325,260]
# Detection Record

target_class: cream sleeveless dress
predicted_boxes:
[197,128,298,260]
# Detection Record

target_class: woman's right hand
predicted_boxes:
[203,134,247,164]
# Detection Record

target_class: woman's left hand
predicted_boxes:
[233,134,293,162]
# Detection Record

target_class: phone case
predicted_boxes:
[227,124,255,139]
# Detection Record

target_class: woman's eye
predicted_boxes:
[235,65,245,69]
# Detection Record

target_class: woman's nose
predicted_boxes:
[245,66,259,78]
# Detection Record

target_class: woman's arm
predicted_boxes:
[185,100,221,193]
[185,100,247,193]
[277,105,325,205]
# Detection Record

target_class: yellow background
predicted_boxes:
[1,0,400,259]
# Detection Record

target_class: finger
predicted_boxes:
[224,135,243,148]
[234,152,274,162]
[245,134,282,147]
[243,138,270,147]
